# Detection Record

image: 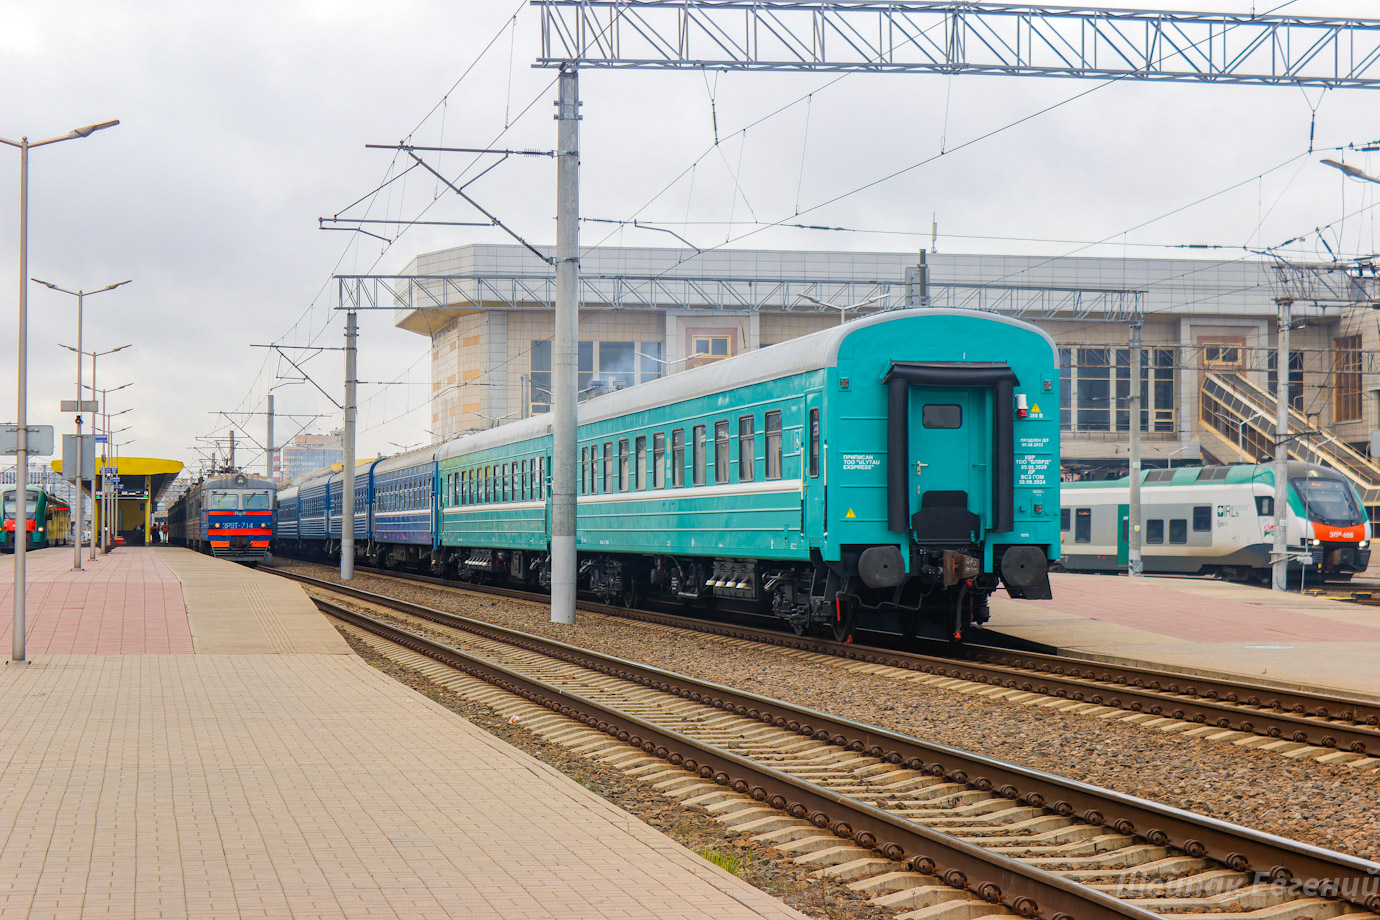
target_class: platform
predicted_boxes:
[0,548,806,920]
[989,572,1380,698]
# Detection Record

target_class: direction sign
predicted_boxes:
[0,424,55,457]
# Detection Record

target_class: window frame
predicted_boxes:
[652,433,666,489]
[714,420,730,484]
[634,435,647,490]
[1146,519,1165,544]
[738,415,755,483]
[1192,505,1211,532]
[692,425,707,486]
[671,428,685,487]
[1073,507,1092,544]
[764,410,782,480]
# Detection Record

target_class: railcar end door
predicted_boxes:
[909,387,986,543]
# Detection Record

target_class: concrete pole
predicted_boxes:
[228,430,235,471]
[1271,298,1291,592]
[266,393,275,481]
[12,138,28,663]
[550,63,580,625]
[341,310,357,581]
[1128,318,1143,577]
[73,291,84,570]
[89,352,98,560]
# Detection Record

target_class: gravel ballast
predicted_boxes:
[276,561,1380,861]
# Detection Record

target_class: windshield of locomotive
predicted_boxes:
[1292,478,1364,526]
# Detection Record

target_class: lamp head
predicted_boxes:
[71,119,119,138]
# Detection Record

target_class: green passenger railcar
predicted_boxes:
[1,487,73,552]
[435,308,1060,641]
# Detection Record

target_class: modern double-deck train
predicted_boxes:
[1060,461,1371,582]
[1,487,72,552]
[277,308,1061,641]
[168,472,276,564]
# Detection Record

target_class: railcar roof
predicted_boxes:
[374,448,438,476]
[1064,461,1341,490]
[437,308,1052,462]
[197,474,276,491]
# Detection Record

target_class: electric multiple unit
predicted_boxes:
[277,309,1062,641]
[1060,461,1370,582]
[0,487,72,552]
[168,472,275,564]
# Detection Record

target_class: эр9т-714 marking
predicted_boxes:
[277,308,1062,642]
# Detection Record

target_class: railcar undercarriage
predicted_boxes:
[285,538,1049,643]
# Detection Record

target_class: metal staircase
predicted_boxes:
[1200,372,1380,508]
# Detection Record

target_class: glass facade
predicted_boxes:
[530,340,665,414]
[1059,347,1176,433]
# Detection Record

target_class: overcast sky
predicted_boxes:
[3,0,1378,480]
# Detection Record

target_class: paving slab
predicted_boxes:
[0,548,808,919]
[154,548,349,654]
[989,572,1380,697]
[0,547,192,655]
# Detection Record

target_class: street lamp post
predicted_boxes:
[1,118,119,664]
[102,419,133,552]
[40,280,131,570]
[70,350,131,558]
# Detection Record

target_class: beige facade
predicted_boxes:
[395,244,1380,475]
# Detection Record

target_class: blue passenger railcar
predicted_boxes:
[427,309,1059,640]
[325,462,375,546]
[368,449,439,569]
[276,485,300,542]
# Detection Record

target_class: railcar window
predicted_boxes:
[579,449,587,495]
[693,426,706,486]
[245,493,271,510]
[1256,495,1272,516]
[635,436,647,490]
[765,411,782,480]
[1146,519,1164,543]
[1193,506,1211,531]
[1061,508,1071,530]
[1074,507,1091,543]
[652,433,666,489]
[538,457,545,499]
[671,429,685,487]
[1169,519,1187,544]
[618,440,630,491]
[212,494,238,510]
[714,420,730,484]
[923,404,962,429]
[603,442,613,493]
[1291,477,1364,526]
[485,467,493,504]
[738,416,756,482]
[808,408,821,478]
[512,461,520,501]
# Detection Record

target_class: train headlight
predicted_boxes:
[1311,539,1322,546]
[1361,540,1370,549]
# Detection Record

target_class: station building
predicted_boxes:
[384,243,1380,505]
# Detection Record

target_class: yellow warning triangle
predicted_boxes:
[845,508,856,518]
[1031,402,1041,414]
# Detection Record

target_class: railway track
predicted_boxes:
[300,578,1380,920]
[270,562,1380,760]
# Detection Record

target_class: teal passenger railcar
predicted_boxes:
[433,308,1060,641]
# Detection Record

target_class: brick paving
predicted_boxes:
[0,548,191,655]
[1026,573,1380,643]
[0,549,808,919]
